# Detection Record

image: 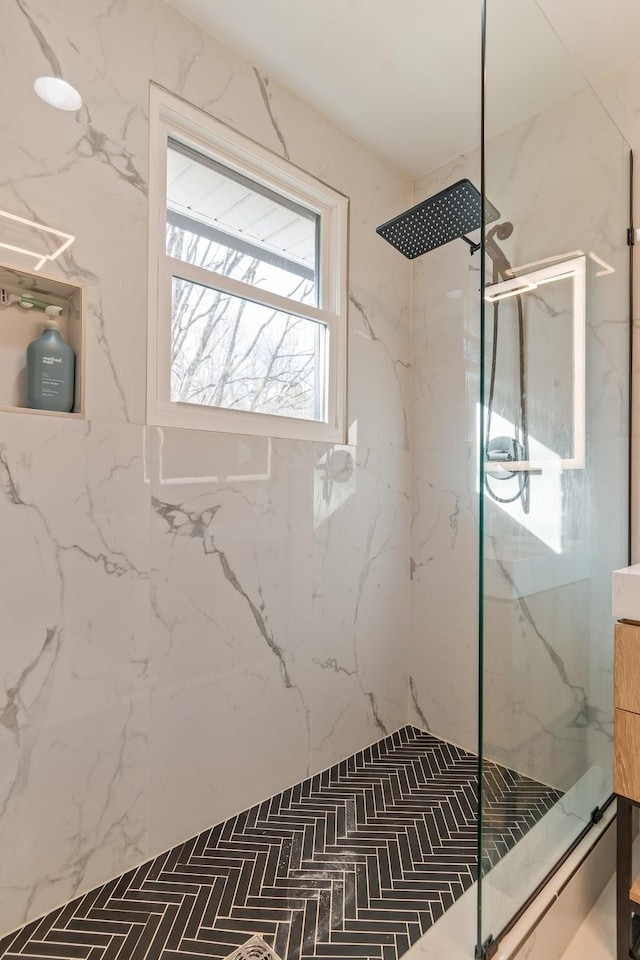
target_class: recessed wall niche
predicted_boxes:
[0,262,85,417]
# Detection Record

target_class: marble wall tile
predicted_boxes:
[148,673,310,854]
[409,444,478,751]
[147,427,315,852]
[310,444,410,770]
[592,56,640,211]
[147,429,313,686]
[409,150,481,754]
[0,696,148,934]
[482,579,595,790]
[0,414,149,730]
[0,413,149,933]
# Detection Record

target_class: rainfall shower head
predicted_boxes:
[376,179,500,259]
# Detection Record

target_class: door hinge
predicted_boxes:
[591,805,603,824]
[475,935,498,959]
[628,227,636,246]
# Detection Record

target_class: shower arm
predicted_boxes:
[460,221,515,282]
[461,235,482,255]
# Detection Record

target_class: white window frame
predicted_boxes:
[147,85,348,443]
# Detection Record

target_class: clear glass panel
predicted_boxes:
[166,140,319,306]
[170,277,327,421]
[479,0,630,946]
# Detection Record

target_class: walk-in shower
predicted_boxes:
[0,1,632,959]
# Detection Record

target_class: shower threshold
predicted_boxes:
[0,727,560,960]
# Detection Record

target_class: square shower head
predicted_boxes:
[376,179,500,259]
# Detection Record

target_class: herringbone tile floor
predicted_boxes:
[0,727,561,960]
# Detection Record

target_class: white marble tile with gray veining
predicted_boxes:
[0,694,147,934]
[0,415,150,933]
[146,427,316,852]
[310,444,410,770]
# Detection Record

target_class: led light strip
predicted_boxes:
[0,209,75,270]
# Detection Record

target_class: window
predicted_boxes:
[148,86,348,441]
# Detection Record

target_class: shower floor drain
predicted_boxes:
[224,935,282,960]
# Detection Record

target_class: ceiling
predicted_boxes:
[166,0,640,179]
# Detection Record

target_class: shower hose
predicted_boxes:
[484,224,531,514]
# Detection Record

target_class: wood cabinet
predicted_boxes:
[615,710,640,803]
[615,620,640,960]
[616,622,640,715]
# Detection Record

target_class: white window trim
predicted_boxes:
[147,84,349,443]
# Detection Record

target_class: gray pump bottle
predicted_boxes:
[26,311,75,412]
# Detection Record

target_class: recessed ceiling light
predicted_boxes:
[34,76,82,112]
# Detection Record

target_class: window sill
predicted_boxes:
[147,400,345,444]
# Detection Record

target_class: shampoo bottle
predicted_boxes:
[26,308,76,412]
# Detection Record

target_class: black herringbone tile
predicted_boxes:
[0,728,561,960]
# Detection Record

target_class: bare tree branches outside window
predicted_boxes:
[168,223,324,421]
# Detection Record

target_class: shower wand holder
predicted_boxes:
[485,437,524,480]
[484,438,542,479]
[0,288,63,313]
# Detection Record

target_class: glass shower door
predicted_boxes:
[478,0,631,949]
